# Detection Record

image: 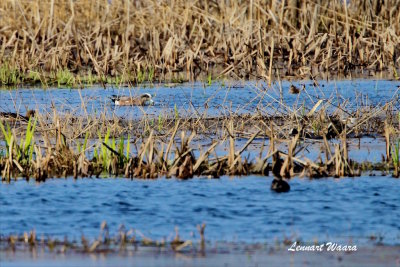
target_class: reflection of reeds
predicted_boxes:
[0,0,399,86]
[2,222,206,254]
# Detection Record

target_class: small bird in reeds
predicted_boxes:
[325,116,357,139]
[110,93,154,106]
[0,110,36,122]
[289,84,305,94]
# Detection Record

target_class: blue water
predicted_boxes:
[0,79,398,118]
[1,80,400,246]
[1,176,399,245]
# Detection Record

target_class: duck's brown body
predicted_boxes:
[0,110,35,122]
[289,84,305,94]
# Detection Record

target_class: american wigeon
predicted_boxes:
[0,110,36,122]
[110,93,154,106]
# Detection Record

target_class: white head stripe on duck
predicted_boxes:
[110,93,154,106]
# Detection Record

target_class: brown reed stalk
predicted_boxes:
[0,0,398,85]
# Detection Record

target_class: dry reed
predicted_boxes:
[0,0,399,86]
[1,102,399,181]
[1,222,206,254]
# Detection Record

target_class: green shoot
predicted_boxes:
[174,104,179,120]
[392,139,399,167]
[148,68,154,83]
[126,134,130,160]
[56,69,75,87]
[207,73,212,86]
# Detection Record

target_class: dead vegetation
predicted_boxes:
[0,0,399,86]
[1,95,399,181]
[1,222,206,254]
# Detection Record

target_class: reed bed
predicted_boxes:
[0,0,399,86]
[1,96,399,181]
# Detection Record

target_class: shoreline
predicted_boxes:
[1,244,399,267]
[0,70,399,89]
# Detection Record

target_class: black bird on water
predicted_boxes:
[270,152,290,193]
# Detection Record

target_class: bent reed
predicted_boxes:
[1,97,399,181]
[2,222,207,254]
[1,0,400,86]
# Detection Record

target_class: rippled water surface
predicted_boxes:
[1,80,400,247]
[1,176,399,245]
[1,79,399,118]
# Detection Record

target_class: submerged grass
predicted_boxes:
[0,0,399,86]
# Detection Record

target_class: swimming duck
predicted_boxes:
[0,110,36,122]
[271,178,290,193]
[270,152,290,193]
[110,93,154,106]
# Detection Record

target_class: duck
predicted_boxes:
[110,93,154,106]
[0,110,36,122]
[324,116,358,139]
[271,178,290,193]
[270,152,290,193]
[289,84,305,94]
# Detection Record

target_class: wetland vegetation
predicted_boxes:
[0,0,399,86]
[1,1,400,266]
[1,82,399,181]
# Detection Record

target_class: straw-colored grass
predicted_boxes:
[1,99,399,181]
[0,0,399,86]
[1,79,399,180]
[2,222,204,253]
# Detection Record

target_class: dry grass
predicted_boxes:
[1,80,399,180]
[0,0,399,86]
[1,94,399,181]
[1,222,205,253]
